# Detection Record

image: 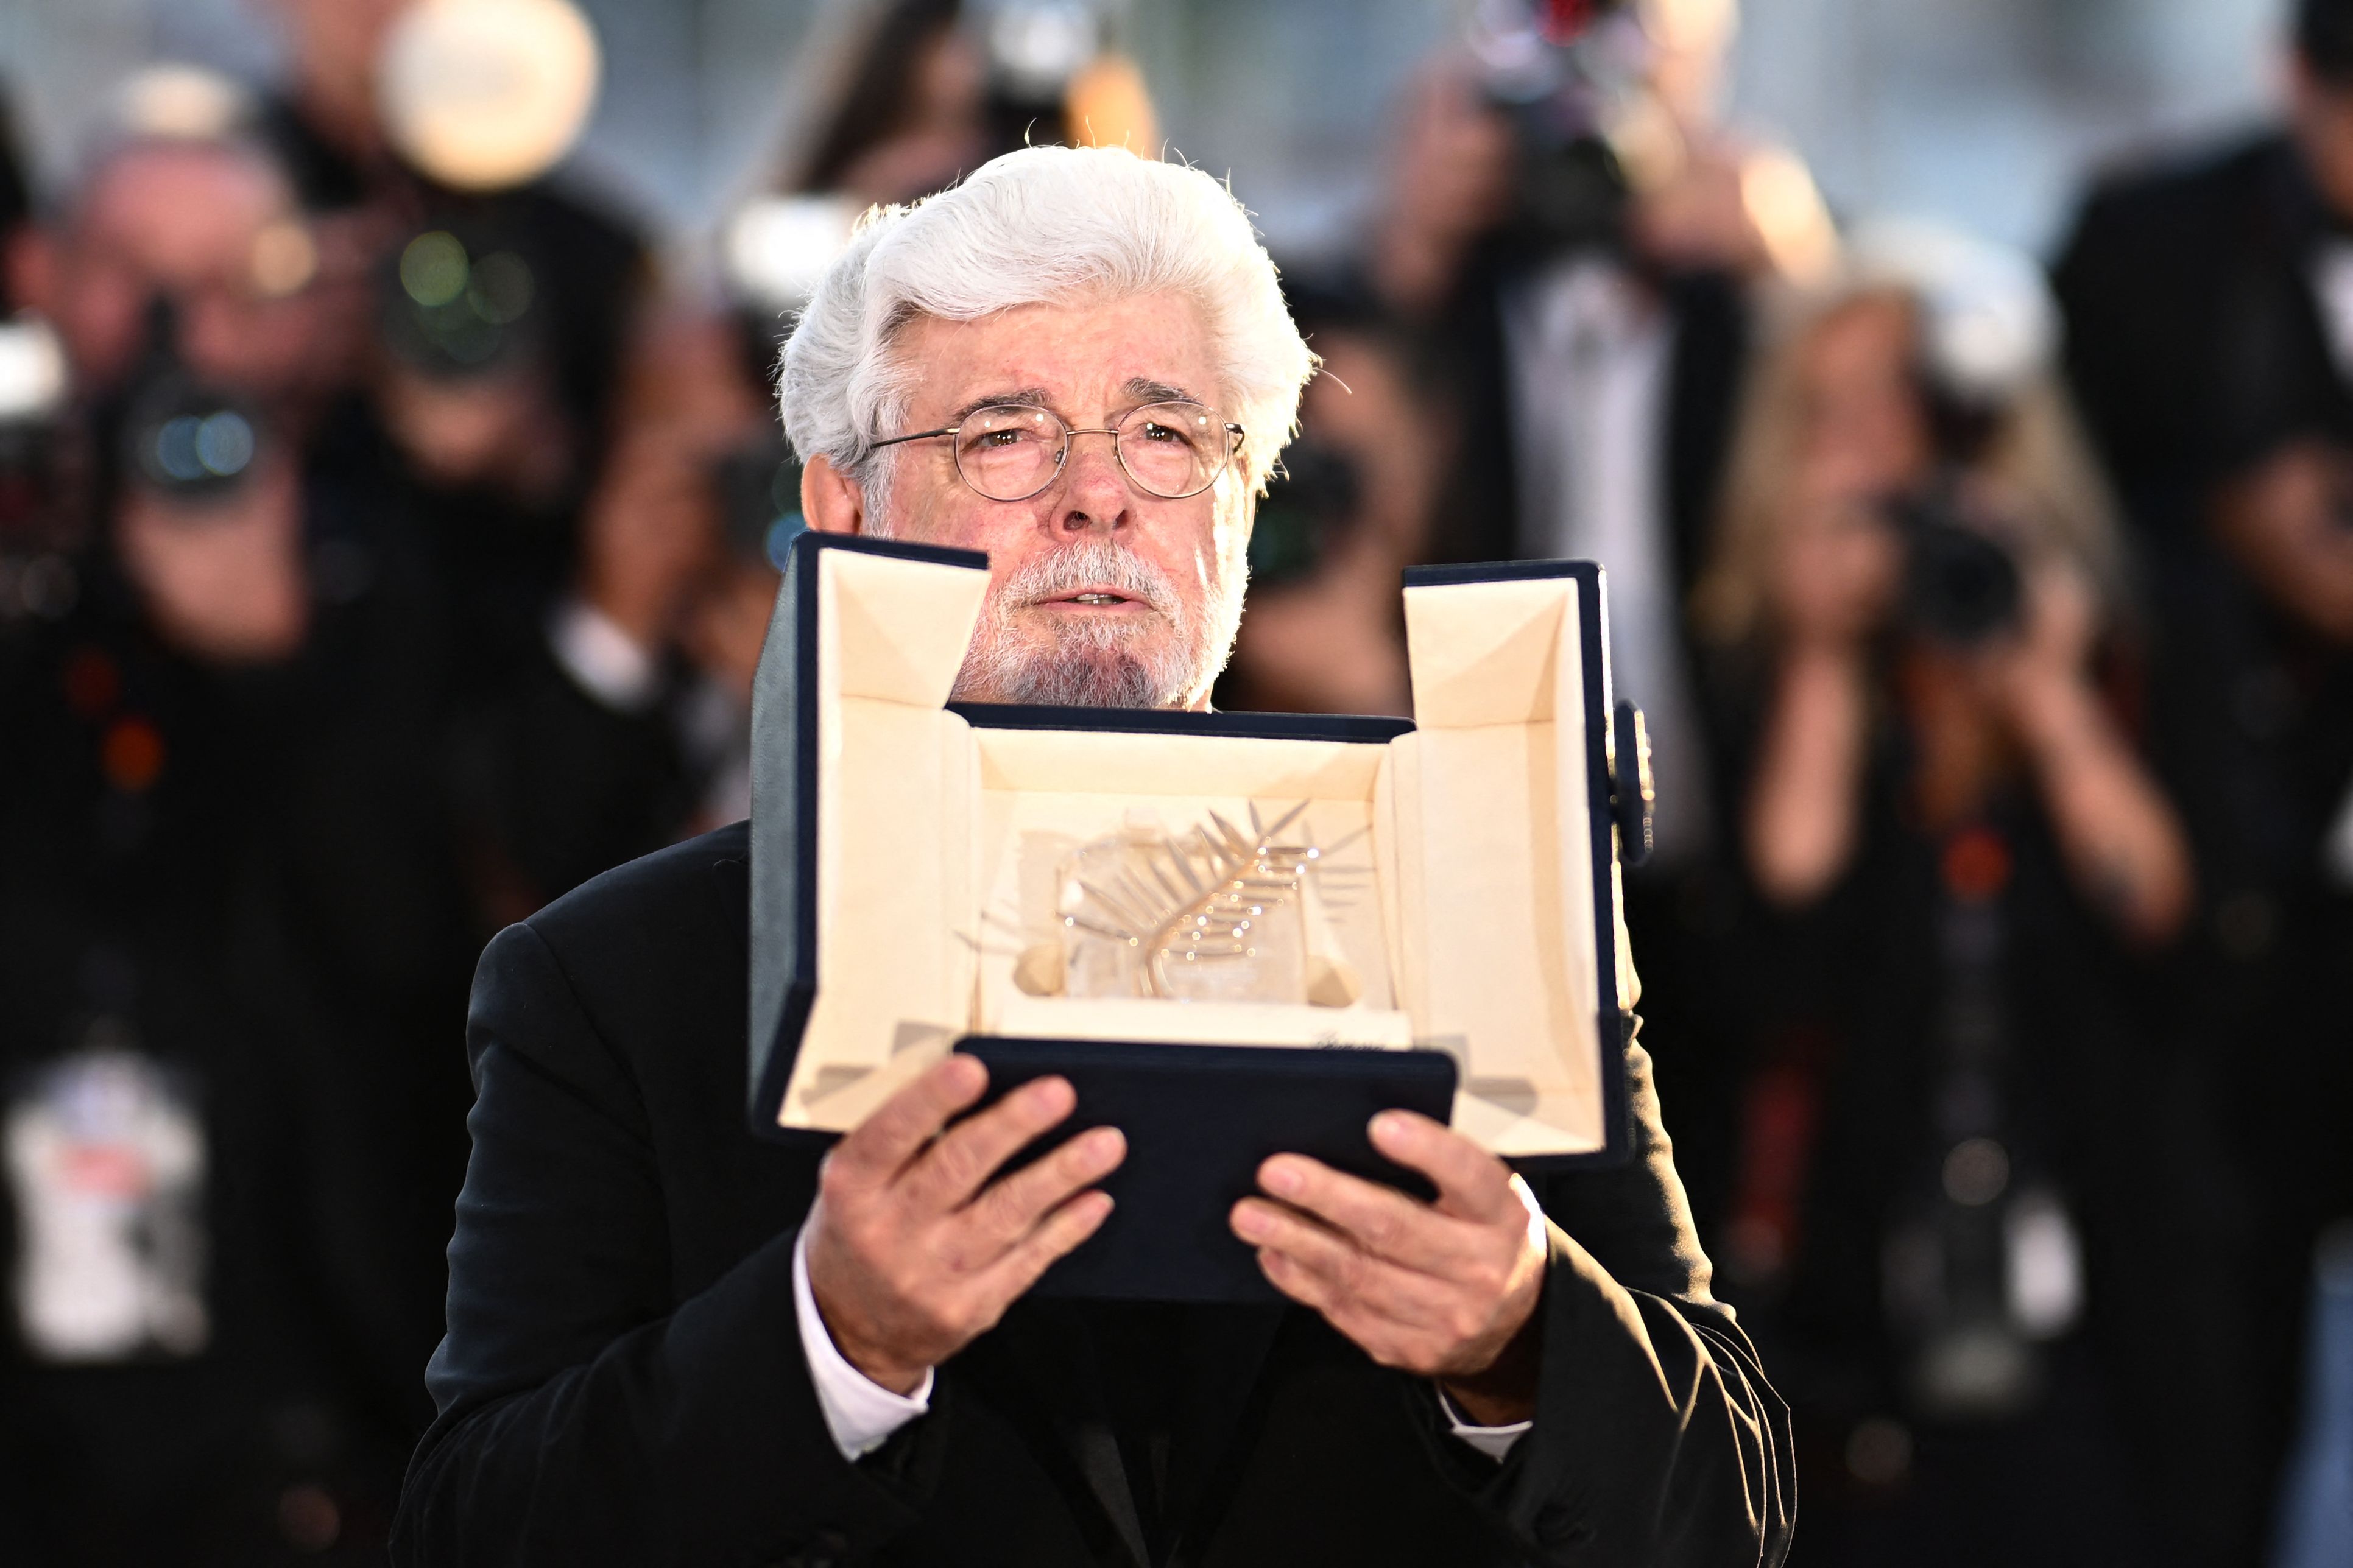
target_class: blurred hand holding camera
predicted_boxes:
[1985,557,2193,943]
[116,446,308,665]
[1767,487,1903,655]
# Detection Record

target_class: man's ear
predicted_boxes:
[800,453,869,535]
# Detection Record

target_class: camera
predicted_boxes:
[112,300,265,510]
[1472,0,1637,257]
[1887,485,2023,648]
[379,224,543,382]
[710,429,805,572]
[1247,440,1362,586]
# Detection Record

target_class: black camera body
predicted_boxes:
[111,300,265,512]
[1476,0,1635,258]
[1888,485,2024,648]
[1246,440,1362,586]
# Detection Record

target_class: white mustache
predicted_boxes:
[1000,538,1181,616]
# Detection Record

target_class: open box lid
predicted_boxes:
[747,532,1649,1168]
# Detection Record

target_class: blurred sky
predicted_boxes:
[0,0,2291,264]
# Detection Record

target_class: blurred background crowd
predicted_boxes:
[0,0,2347,1563]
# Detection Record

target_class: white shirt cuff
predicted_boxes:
[791,1208,933,1461]
[548,597,662,712]
[1435,1175,1548,1461]
[1437,1386,1533,1461]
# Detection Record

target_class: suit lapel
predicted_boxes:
[959,1299,1289,1568]
[1162,1305,1287,1566]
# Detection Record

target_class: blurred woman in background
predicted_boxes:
[1695,225,2257,1567]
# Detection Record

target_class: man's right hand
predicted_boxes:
[805,1056,1125,1394]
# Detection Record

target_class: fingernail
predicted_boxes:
[1085,1127,1124,1163]
[1233,1204,1270,1240]
[1263,1159,1303,1198]
[1369,1111,1404,1144]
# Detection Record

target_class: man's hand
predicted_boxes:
[116,457,309,666]
[2210,438,2353,644]
[1230,1111,1547,1426]
[805,1055,1126,1394]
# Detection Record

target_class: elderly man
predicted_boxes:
[395,146,1791,1568]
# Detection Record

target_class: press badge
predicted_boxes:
[5,1048,208,1361]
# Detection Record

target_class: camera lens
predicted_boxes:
[1904,515,2022,647]
[119,376,266,508]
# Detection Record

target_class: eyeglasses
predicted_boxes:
[870,400,1246,503]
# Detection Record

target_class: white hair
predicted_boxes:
[776,144,1314,498]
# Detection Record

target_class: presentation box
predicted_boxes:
[746,532,1653,1298]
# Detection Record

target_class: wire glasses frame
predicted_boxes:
[870,399,1247,502]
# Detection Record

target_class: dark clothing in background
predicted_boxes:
[2056,130,2353,1514]
[251,99,682,917]
[0,85,30,311]
[393,821,1794,1568]
[2057,134,2353,534]
[444,636,691,921]
[303,409,692,917]
[1422,254,1749,596]
[1752,744,2256,1567]
[0,456,477,1562]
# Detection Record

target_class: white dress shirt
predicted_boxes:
[547,597,663,714]
[1501,255,1713,865]
[789,1206,1534,1463]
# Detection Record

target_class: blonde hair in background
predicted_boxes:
[1690,283,2124,650]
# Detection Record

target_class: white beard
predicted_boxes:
[950,534,1244,708]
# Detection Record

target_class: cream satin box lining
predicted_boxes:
[748,535,1636,1162]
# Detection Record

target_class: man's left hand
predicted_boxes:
[1230,1110,1547,1426]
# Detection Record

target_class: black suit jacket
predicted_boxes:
[2055,132,2353,536]
[393,823,1792,1567]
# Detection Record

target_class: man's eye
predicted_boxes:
[975,429,1030,448]
[1139,422,1185,445]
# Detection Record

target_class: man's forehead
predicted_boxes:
[79,144,289,253]
[897,293,1221,416]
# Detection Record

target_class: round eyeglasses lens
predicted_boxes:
[954,404,1064,501]
[1120,402,1227,498]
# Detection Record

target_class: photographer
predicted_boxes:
[1691,225,2256,1565]
[2055,0,2353,1528]
[1367,0,1836,1241]
[1215,286,1445,717]
[362,212,601,694]
[0,134,476,1561]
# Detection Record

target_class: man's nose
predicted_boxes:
[1053,430,1132,534]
